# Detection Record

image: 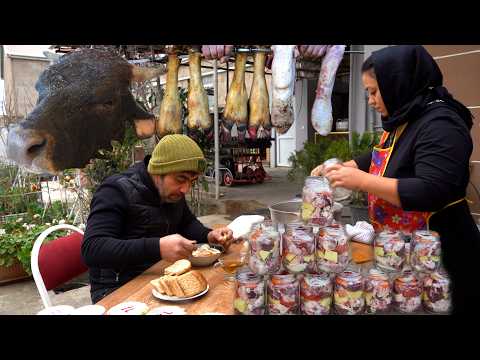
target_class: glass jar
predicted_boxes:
[267,274,299,315]
[334,270,364,315]
[300,272,333,315]
[301,176,334,226]
[393,270,422,313]
[233,271,265,315]
[411,230,441,273]
[422,269,451,314]
[374,230,406,273]
[248,220,281,276]
[282,223,316,274]
[364,268,392,314]
[316,224,350,273]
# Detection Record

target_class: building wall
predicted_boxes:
[3,55,50,118]
[423,45,480,219]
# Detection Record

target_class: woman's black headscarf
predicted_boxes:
[369,45,473,132]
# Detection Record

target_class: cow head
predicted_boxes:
[6,48,164,174]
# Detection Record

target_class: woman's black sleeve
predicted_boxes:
[353,152,372,172]
[397,118,472,212]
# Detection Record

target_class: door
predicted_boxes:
[275,80,300,167]
[276,121,296,166]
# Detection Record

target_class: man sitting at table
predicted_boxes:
[81,134,234,303]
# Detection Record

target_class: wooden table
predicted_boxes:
[98,244,242,315]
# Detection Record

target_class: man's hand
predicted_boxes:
[298,45,329,60]
[159,234,196,262]
[324,164,368,191]
[207,227,234,251]
[201,45,234,63]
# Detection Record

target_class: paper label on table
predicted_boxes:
[324,250,338,263]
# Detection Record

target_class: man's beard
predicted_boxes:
[164,193,184,203]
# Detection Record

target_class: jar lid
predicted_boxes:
[413,230,440,242]
[271,273,297,283]
[337,270,362,282]
[395,270,419,285]
[431,270,450,283]
[285,222,314,232]
[368,268,389,280]
[236,271,263,283]
[323,158,343,169]
[378,229,401,237]
[304,272,331,286]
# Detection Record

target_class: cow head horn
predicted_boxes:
[130,64,166,83]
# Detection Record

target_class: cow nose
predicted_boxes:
[26,138,47,158]
[7,125,48,167]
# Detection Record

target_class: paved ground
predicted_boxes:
[0,167,304,315]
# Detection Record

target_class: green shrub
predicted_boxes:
[287,131,380,205]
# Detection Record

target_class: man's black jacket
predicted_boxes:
[81,156,211,303]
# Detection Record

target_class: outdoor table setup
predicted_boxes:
[95,203,449,315]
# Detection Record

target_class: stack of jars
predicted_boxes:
[371,229,451,314]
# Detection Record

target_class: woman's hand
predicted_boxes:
[324,164,368,191]
[310,164,325,176]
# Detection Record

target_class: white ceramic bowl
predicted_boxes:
[188,244,222,267]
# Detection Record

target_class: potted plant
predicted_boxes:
[0,202,69,283]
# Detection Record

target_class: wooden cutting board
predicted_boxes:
[351,242,374,264]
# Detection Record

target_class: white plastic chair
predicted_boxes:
[31,224,85,308]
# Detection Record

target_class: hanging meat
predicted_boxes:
[248,50,271,140]
[187,51,212,131]
[311,45,346,136]
[271,45,297,134]
[157,53,182,137]
[224,52,248,142]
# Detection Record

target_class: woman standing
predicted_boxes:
[311,45,480,314]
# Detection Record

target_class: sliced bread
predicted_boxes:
[176,270,208,297]
[164,259,192,276]
[150,278,164,294]
[164,276,186,297]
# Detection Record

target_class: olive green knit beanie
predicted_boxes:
[147,134,206,175]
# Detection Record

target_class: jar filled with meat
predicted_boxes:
[316,224,350,273]
[422,268,451,314]
[364,268,392,314]
[234,271,265,315]
[282,223,316,274]
[334,270,364,315]
[301,176,334,226]
[374,230,406,273]
[393,270,422,313]
[267,273,299,315]
[300,272,333,315]
[248,220,281,276]
[411,230,441,273]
